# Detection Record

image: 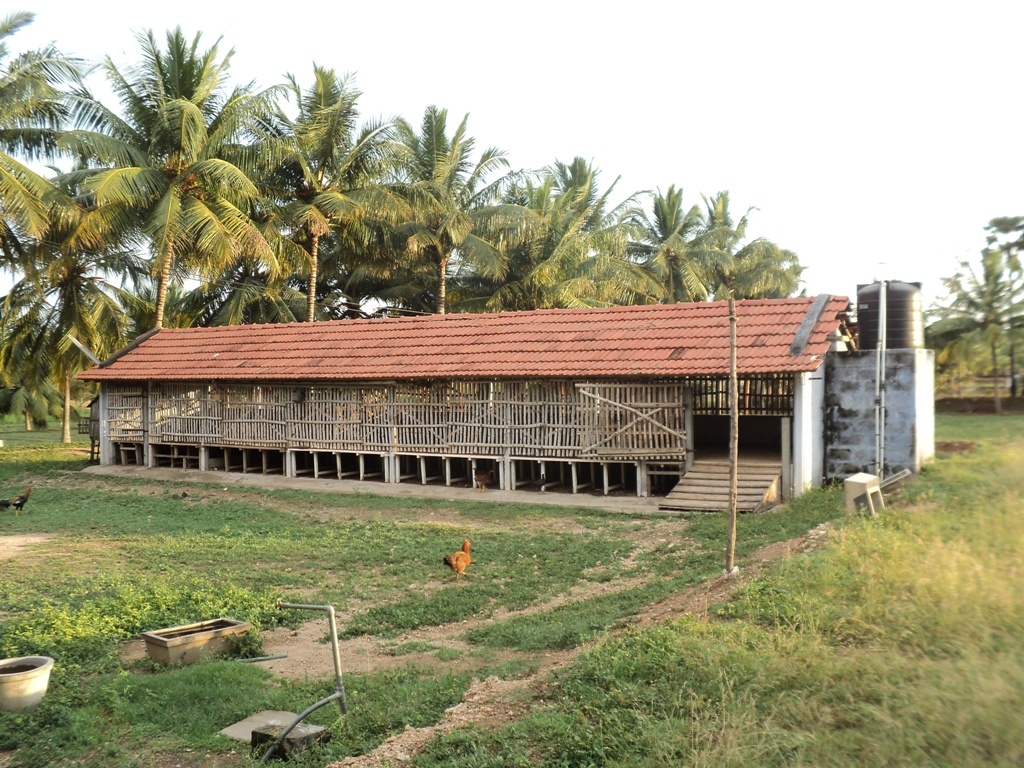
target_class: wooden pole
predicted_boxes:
[725,297,739,576]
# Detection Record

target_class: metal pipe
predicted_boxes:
[277,601,347,715]
[259,690,345,765]
[879,282,887,479]
[874,281,887,479]
[258,602,349,763]
[237,653,288,663]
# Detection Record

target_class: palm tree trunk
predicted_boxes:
[992,340,1002,414]
[154,258,172,330]
[62,370,72,444]
[306,233,319,323]
[437,252,449,315]
[24,410,32,431]
[1010,339,1017,398]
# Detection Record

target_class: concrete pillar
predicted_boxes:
[793,370,825,495]
[98,384,113,465]
[683,387,695,472]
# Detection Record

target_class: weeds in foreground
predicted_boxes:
[3,415,1019,767]
[415,415,1024,768]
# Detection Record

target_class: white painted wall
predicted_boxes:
[914,348,936,466]
[792,369,826,495]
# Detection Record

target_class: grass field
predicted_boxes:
[0,412,1021,767]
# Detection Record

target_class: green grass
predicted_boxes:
[414,414,1024,768]
[6,415,1017,767]
[0,438,735,766]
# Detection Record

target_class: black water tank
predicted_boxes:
[857,281,924,349]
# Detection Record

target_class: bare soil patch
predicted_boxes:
[935,396,1024,414]
[319,529,825,768]
[0,533,53,561]
[935,440,978,455]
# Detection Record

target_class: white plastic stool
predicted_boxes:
[844,472,883,515]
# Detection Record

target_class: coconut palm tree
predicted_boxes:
[258,67,406,321]
[692,191,802,300]
[455,158,658,311]
[0,184,141,441]
[392,106,530,314]
[0,11,80,259]
[928,239,1024,414]
[60,28,278,329]
[631,185,707,303]
[0,370,61,430]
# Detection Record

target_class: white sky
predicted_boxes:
[12,0,1024,309]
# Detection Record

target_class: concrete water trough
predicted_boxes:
[141,618,251,666]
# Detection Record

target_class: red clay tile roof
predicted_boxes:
[79,296,850,383]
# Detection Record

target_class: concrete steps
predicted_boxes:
[659,454,782,513]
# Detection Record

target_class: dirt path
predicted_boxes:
[324,525,830,768]
[2,477,830,768]
[0,533,52,560]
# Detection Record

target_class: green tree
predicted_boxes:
[61,28,278,329]
[456,158,657,311]
[0,185,140,441]
[631,185,707,303]
[260,67,405,321]
[392,106,528,314]
[179,262,301,326]
[928,228,1024,413]
[0,371,61,430]
[692,191,802,300]
[0,11,80,258]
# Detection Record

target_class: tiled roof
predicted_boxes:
[79,296,850,382]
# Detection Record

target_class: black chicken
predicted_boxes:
[0,487,32,515]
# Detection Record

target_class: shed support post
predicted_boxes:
[781,417,792,500]
[684,387,695,473]
[792,371,825,495]
[99,385,113,465]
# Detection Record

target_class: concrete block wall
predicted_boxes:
[824,348,935,479]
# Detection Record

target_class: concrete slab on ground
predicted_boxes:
[82,464,665,514]
[219,710,298,742]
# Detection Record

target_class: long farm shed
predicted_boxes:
[80,296,850,506]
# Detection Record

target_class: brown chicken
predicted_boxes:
[443,539,471,580]
[0,487,32,516]
[474,469,495,492]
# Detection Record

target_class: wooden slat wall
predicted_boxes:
[448,381,506,455]
[690,374,793,416]
[130,377,791,459]
[506,381,580,458]
[106,385,145,441]
[220,386,288,448]
[286,386,363,450]
[577,382,687,460]
[149,384,220,444]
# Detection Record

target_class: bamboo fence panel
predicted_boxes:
[106,385,145,442]
[360,385,393,452]
[287,386,363,450]
[220,385,288,448]
[505,381,581,457]
[392,383,451,454]
[149,384,220,443]
[448,381,508,455]
[690,374,793,416]
[116,378,779,460]
[576,382,687,460]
